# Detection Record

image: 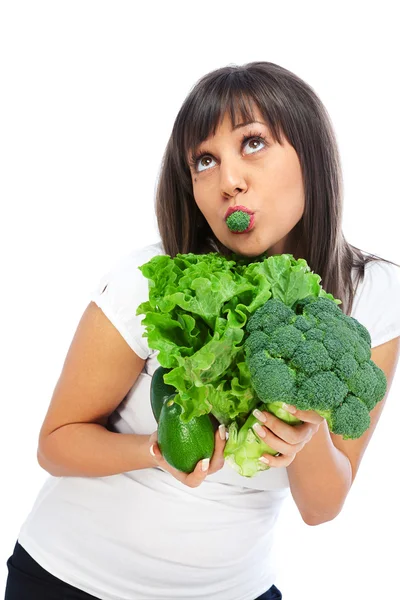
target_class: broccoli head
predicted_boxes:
[244,296,387,440]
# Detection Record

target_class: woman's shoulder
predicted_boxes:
[355,255,400,292]
[98,241,165,284]
[88,240,165,360]
[120,240,166,269]
[351,255,400,347]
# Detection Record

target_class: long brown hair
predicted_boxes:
[155,61,399,315]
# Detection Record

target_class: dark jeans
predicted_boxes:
[255,583,282,600]
[5,540,282,599]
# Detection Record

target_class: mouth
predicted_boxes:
[224,205,255,234]
[224,205,254,220]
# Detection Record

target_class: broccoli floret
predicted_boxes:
[333,352,359,380]
[247,352,297,404]
[244,330,270,355]
[303,327,324,342]
[291,340,333,375]
[244,295,387,440]
[324,394,371,439]
[346,360,388,410]
[293,315,313,332]
[267,324,304,359]
[225,210,251,232]
[296,371,349,411]
[246,297,295,334]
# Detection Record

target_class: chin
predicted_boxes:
[236,248,265,258]
[228,236,271,258]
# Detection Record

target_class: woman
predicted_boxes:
[5,61,400,600]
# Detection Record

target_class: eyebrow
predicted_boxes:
[231,120,266,131]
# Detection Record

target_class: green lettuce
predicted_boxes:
[136,251,339,427]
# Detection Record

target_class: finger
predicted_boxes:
[282,404,324,426]
[208,424,227,473]
[254,413,312,446]
[260,409,320,442]
[148,443,175,477]
[253,422,306,456]
[149,440,161,458]
[294,409,324,427]
[259,450,297,469]
[148,430,158,447]
[183,457,211,487]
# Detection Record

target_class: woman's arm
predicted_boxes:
[37,302,157,477]
[285,422,352,525]
[253,336,400,525]
[286,335,400,525]
[38,425,157,477]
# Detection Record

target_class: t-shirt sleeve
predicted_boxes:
[88,248,156,360]
[351,260,400,348]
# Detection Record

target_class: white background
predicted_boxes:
[1,1,399,599]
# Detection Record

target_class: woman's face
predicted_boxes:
[188,107,305,257]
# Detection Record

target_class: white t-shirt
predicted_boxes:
[17,241,400,600]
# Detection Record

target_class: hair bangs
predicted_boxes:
[179,71,284,170]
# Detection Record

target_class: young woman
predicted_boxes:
[5,61,400,600]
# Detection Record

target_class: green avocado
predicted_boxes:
[158,396,215,473]
[150,366,177,423]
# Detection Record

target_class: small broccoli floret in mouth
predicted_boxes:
[226,210,251,232]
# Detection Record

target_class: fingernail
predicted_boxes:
[149,444,155,457]
[282,403,297,414]
[253,408,267,423]
[253,422,266,438]
[219,424,226,440]
[259,456,270,464]
[201,458,210,472]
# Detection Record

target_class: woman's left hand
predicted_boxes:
[252,404,325,468]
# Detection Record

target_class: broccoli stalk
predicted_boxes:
[224,402,301,477]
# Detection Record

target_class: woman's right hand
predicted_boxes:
[147,425,227,488]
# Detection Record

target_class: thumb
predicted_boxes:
[149,430,158,446]
[148,431,162,463]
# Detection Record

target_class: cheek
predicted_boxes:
[192,186,214,215]
[264,194,304,241]
[269,145,304,193]
[268,166,304,219]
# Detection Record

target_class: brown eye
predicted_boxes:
[242,135,268,155]
[199,157,213,168]
[190,154,216,173]
[248,139,262,151]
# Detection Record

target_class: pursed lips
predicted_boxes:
[224,205,255,220]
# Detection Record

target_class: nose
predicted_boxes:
[219,159,247,199]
